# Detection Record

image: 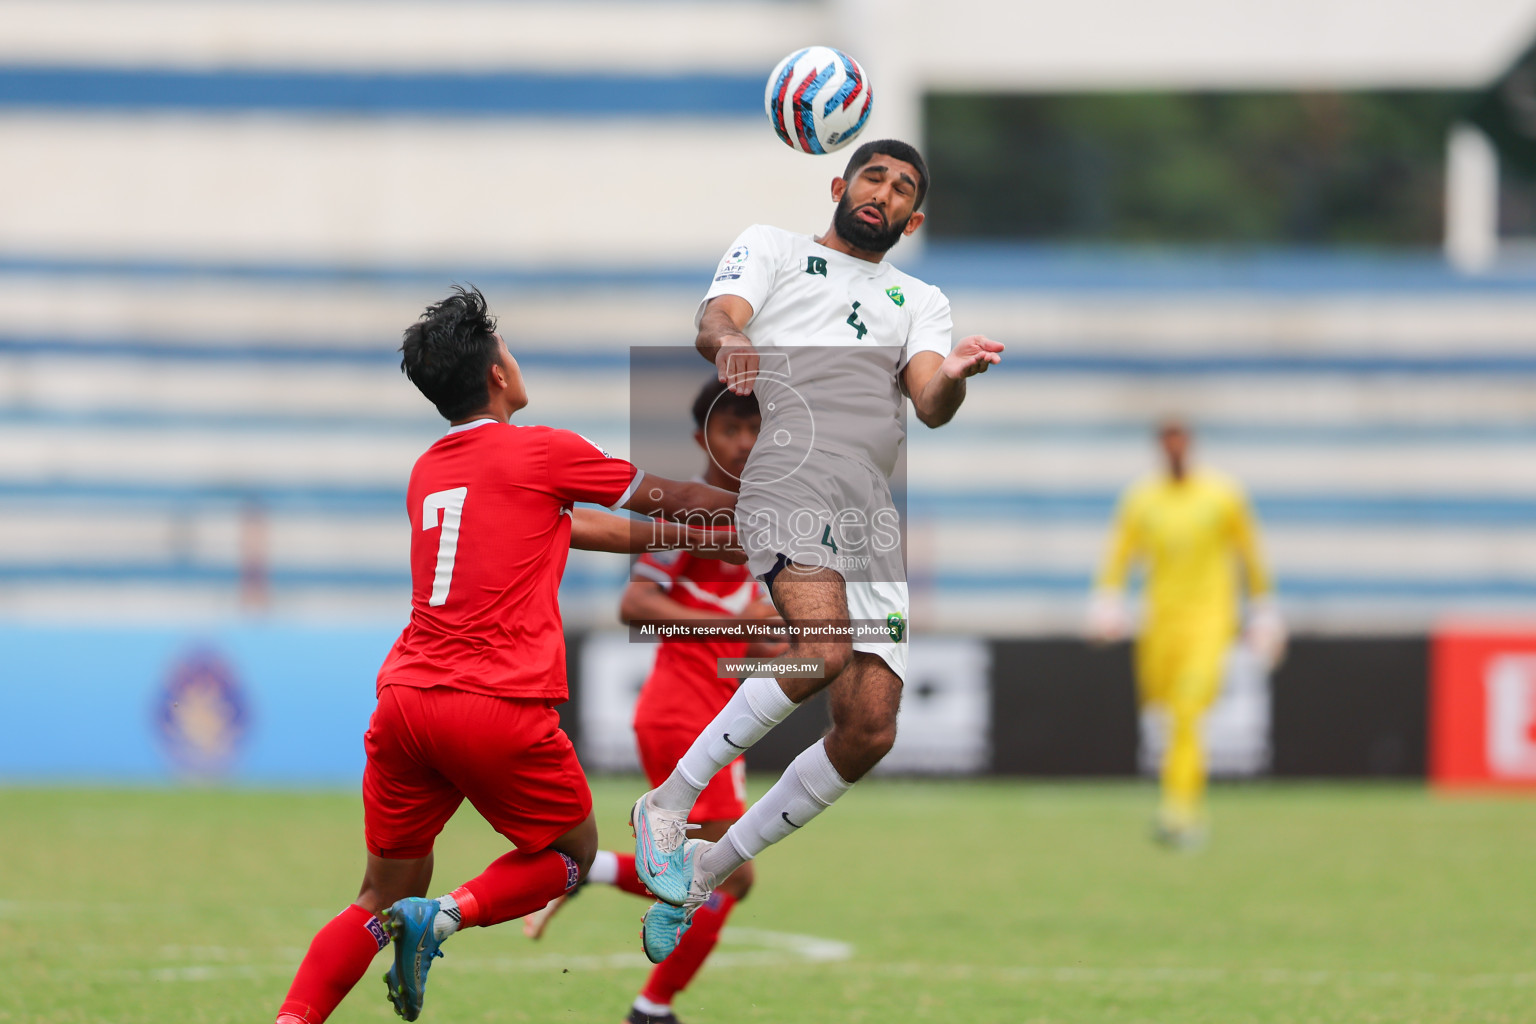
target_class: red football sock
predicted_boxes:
[276,904,390,1024]
[456,849,579,928]
[640,891,738,1005]
[612,852,652,897]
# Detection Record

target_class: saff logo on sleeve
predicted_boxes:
[716,246,750,281]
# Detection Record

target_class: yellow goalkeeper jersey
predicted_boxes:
[1095,468,1272,634]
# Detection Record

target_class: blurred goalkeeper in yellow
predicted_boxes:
[1088,420,1284,846]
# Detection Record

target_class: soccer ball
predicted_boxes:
[764,46,873,155]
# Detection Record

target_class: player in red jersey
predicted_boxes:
[272,287,740,1024]
[521,379,783,1024]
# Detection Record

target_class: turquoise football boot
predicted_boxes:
[382,897,445,1021]
[631,792,701,907]
[641,900,696,964]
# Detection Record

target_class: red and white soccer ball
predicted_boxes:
[764,46,873,155]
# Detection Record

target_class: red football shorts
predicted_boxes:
[363,683,592,859]
[635,725,746,822]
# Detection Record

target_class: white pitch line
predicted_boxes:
[38,916,1535,993]
[51,926,854,983]
[723,927,854,963]
[872,962,1536,989]
[446,927,852,975]
[124,961,1536,990]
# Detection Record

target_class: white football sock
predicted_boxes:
[699,739,852,880]
[633,995,672,1016]
[653,676,798,812]
[587,850,619,886]
[432,893,462,941]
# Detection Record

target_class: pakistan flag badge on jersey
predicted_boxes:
[885,285,905,306]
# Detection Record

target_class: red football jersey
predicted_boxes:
[378,420,641,702]
[631,546,767,732]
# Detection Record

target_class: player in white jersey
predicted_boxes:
[630,139,1005,960]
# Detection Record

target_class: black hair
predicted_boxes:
[399,285,501,421]
[842,138,930,211]
[691,378,760,430]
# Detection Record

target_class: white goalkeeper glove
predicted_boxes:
[1246,596,1287,669]
[1086,588,1130,643]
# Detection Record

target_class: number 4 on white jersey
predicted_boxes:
[422,487,467,606]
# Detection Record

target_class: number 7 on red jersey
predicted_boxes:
[423,487,467,606]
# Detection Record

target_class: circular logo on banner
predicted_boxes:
[155,646,249,777]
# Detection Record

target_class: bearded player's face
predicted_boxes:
[831,155,925,253]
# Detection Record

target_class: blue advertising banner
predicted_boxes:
[0,625,399,784]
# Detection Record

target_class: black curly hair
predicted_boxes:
[690,377,761,430]
[400,285,501,420]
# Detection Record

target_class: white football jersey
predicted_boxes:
[696,224,953,478]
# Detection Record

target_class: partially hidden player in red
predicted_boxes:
[521,379,785,1024]
[272,287,740,1024]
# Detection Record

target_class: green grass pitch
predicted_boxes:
[3,778,1532,1023]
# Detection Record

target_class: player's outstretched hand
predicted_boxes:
[716,336,760,396]
[1246,597,1288,669]
[686,526,748,564]
[942,335,1005,380]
